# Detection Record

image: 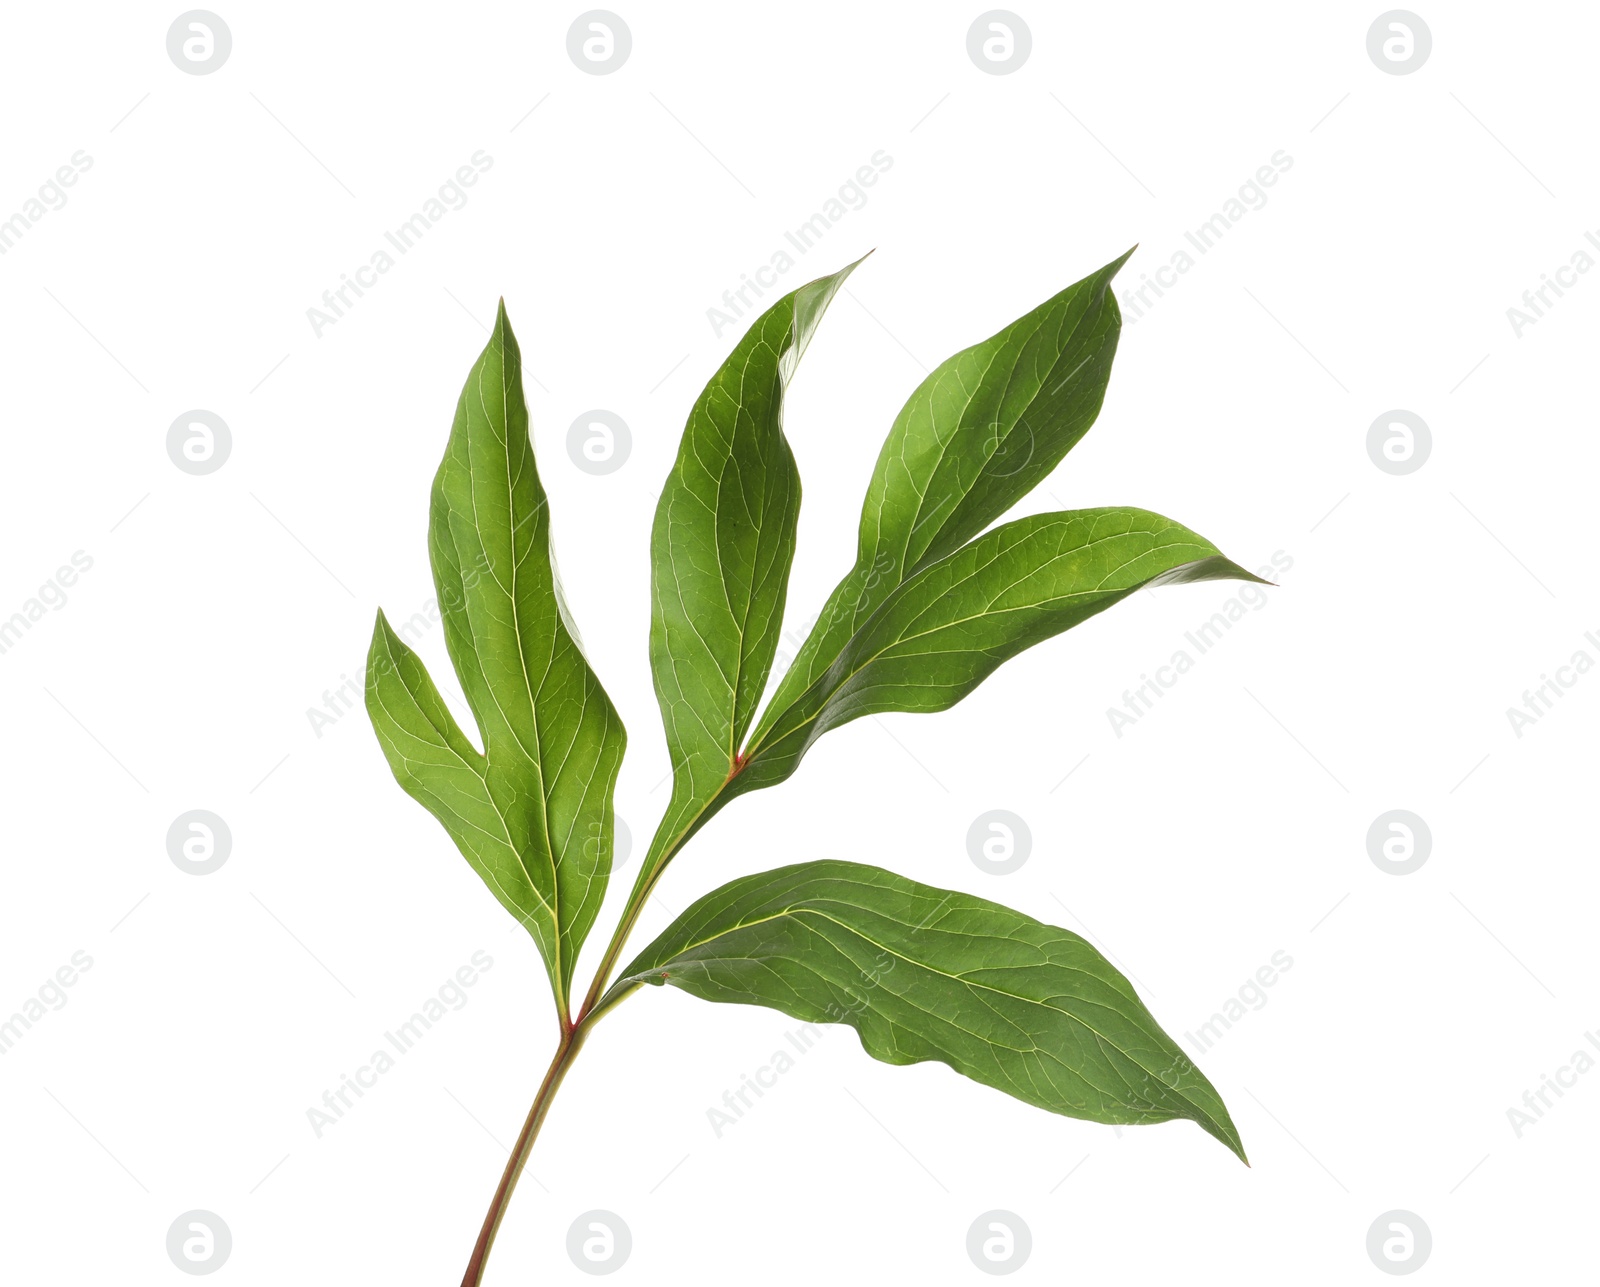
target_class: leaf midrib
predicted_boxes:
[452,336,566,986]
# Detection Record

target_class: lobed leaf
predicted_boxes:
[609,859,1246,1161]
[368,303,625,1012]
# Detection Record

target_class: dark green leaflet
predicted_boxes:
[610,860,1246,1161]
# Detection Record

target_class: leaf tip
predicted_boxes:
[1209,1115,1249,1166]
[837,249,873,285]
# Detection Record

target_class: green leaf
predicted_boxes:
[609,860,1246,1162]
[643,260,859,869]
[738,507,1263,792]
[367,302,626,1012]
[755,250,1131,747]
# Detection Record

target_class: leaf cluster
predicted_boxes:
[368,253,1258,1257]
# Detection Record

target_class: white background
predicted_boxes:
[1,1,1594,1282]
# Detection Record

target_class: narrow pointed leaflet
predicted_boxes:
[738,508,1266,791]
[640,260,860,874]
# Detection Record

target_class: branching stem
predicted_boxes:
[459,818,704,1284]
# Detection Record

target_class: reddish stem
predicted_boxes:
[458,1023,589,1287]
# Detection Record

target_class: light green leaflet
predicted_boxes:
[608,860,1247,1162]
[366,302,625,1014]
[640,259,860,877]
